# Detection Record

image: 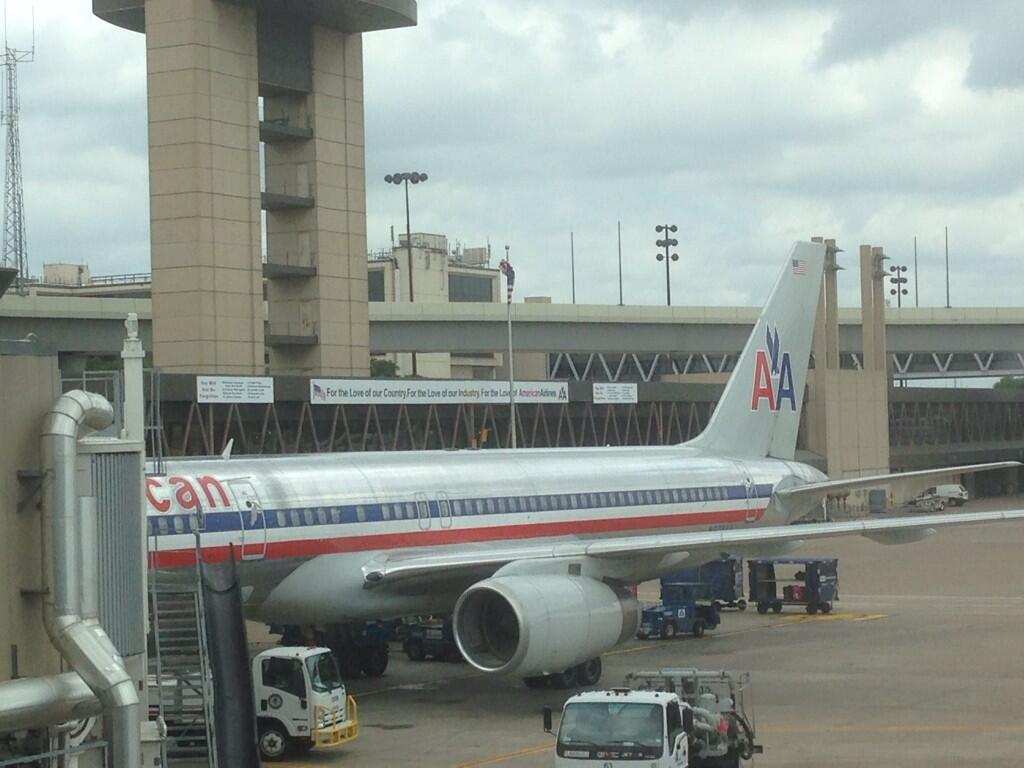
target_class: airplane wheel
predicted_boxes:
[772,602,783,614]
[660,622,678,640]
[806,603,818,615]
[756,602,769,615]
[360,644,389,677]
[738,600,748,612]
[692,621,705,638]
[821,603,833,614]
[405,639,425,662]
[551,667,578,689]
[575,658,602,687]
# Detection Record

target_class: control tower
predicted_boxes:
[93,0,416,375]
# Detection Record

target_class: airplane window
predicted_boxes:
[452,500,463,516]
[626,491,636,504]
[352,506,363,523]
[300,508,312,526]
[644,491,654,504]
[475,499,485,515]
[172,516,184,534]
[157,517,169,535]
[529,496,538,512]
[331,507,342,524]
[698,489,706,502]
[570,495,579,508]
[587,493,596,508]
[497,499,507,514]
[486,499,496,514]
[274,511,286,527]
[317,508,328,525]
[417,500,429,519]
[290,509,302,527]
[673,489,682,503]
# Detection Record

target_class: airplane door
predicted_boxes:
[742,471,758,523]
[415,492,431,531]
[437,493,453,529]
[229,479,267,561]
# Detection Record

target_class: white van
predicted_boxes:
[913,484,969,509]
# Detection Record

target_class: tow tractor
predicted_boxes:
[637,583,721,640]
[254,646,359,761]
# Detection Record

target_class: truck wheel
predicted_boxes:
[821,603,833,614]
[806,603,818,615]
[405,639,425,661]
[692,620,705,638]
[772,602,783,614]
[360,644,389,677]
[660,622,677,640]
[756,602,768,615]
[258,723,290,761]
[575,658,602,687]
[738,600,748,612]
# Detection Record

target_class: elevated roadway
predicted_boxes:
[4,294,1024,380]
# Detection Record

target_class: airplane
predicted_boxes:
[145,241,1024,687]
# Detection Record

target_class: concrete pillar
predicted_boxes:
[871,246,888,372]
[145,0,265,373]
[266,26,370,376]
[859,245,876,372]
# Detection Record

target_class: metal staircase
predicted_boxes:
[149,511,218,767]
[149,588,217,766]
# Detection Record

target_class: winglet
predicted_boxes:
[221,438,234,460]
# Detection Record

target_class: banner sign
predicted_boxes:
[197,375,275,404]
[593,382,638,404]
[311,379,569,406]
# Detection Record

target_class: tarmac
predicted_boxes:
[275,495,1024,768]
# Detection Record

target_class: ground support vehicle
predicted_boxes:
[911,483,968,510]
[638,584,721,640]
[403,618,465,662]
[662,557,746,610]
[254,646,358,761]
[623,668,761,768]
[748,557,838,615]
[546,688,694,767]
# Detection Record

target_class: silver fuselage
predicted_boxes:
[146,445,825,623]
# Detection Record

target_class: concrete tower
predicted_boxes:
[93,0,416,375]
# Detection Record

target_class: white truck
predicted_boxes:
[254,646,359,761]
[545,688,695,767]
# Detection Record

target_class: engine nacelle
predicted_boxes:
[453,575,639,676]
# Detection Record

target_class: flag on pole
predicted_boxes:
[499,258,515,303]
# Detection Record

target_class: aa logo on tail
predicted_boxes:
[750,326,797,411]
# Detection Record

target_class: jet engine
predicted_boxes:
[452,575,639,676]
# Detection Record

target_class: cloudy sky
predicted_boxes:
[8,1,1024,307]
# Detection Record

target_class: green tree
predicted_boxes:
[370,358,400,378]
[994,376,1024,390]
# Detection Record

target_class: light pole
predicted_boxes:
[499,247,517,448]
[385,171,428,376]
[655,225,679,306]
[888,264,909,309]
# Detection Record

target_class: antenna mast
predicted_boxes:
[2,6,34,293]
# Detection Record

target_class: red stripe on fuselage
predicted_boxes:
[149,506,767,568]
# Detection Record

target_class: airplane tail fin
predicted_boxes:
[688,241,826,459]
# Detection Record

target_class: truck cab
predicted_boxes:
[253,646,358,761]
[547,689,691,767]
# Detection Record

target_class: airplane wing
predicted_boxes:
[775,461,1018,509]
[362,507,1024,586]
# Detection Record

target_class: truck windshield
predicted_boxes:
[305,652,343,693]
[558,702,663,751]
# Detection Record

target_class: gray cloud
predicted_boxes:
[4,1,1023,312]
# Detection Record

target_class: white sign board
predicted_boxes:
[311,379,570,406]
[197,376,275,404]
[593,382,638,404]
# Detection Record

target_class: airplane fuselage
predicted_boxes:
[146,445,826,624]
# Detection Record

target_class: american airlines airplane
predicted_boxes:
[146,241,1023,687]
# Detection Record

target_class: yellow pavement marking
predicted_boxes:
[775,611,888,625]
[762,722,1024,735]
[451,741,553,767]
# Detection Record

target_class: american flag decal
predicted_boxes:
[791,259,807,275]
[499,258,515,303]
